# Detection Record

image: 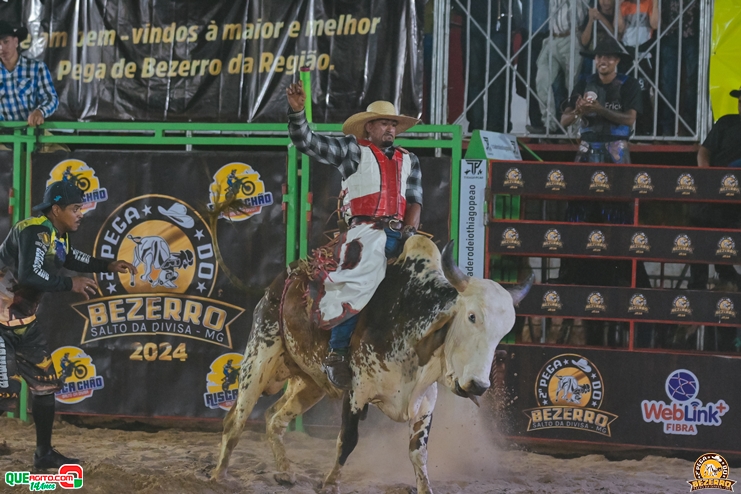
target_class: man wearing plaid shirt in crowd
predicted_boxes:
[0,21,58,127]
[286,81,423,390]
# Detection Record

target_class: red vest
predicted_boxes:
[345,141,407,219]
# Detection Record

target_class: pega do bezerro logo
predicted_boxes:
[629,232,651,254]
[672,234,694,256]
[51,346,104,405]
[541,290,562,312]
[719,174,740,197]
[642,369,729,436]
[687,453,737,492]
[676,173,697,195]
[545,169,566,191]
[72,195,244,348]
[503,167,524,189]
[208,162,274,221]
[632,172,654,193]
[586,230,607,252]
[585,292,606,314]
[500,227,521,249]
[589,171,610,192]
[542,229,563,250]
[46,159,108,215]
[628,293,649,315]
[524,354,618,437]
[203,352,243,410]
[716,237,738,259]
[670,295,693,318]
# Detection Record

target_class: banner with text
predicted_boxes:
[31,151,286,417]
[2,0,423,122]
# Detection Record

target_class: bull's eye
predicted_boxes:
[468,313,476,323]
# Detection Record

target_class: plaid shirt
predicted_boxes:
[0,56,59,121]
[288,109,423,206]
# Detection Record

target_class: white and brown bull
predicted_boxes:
[211,236,532,493]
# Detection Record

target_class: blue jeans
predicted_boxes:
[329,228,403,350]
[659,34,698,135]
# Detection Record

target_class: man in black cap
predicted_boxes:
[561,36,642,164]
[0,181,136,469]
[558,37,649,346]
[0,20,58,126]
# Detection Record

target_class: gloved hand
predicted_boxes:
[401,225,417,240]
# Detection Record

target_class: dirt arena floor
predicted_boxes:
[1,390,695,494]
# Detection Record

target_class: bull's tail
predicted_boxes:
[212,313,284,481]
[127,234,142,244]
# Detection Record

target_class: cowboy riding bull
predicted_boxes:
[211,236,532,493]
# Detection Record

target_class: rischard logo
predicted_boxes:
[208,163,274,221]
[203,353,243,410]
[641,369,729,435]
[4,464,82,491]
[46,159,107,215]
[51,346,104,404]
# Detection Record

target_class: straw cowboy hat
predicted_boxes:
[342,101,420,140]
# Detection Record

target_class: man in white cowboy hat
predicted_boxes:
[286,81,422,390]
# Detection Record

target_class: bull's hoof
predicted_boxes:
[209,467,226,483]
[274,471,296,486]
[318,482,340,494]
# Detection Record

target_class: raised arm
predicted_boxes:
[286,82,361,175]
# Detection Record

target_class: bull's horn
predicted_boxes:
[441,240,469,292]
[508,273,535,306]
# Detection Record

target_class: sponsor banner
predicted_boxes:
[31,151,286,417]
[499,344,741,454]
[507,283,741,326]
[459,160,487,278]
[490,161,741,202]
[490,221,741,264]
[307,156,452,251]
[2,0,423,122]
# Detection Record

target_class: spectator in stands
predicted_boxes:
[616,0,659,135]
[518,0,549,133]
[462,0,522,133]
[579,0,620,76]
[534,0,587,134]
[561,36,640,164]
[0,21,58,127]
[689,87,741,290]
[559,36,649,346]
[658,0,699,136]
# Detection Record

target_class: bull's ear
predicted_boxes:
[414,322,450,366]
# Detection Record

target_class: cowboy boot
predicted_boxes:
[323,351,352,390]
